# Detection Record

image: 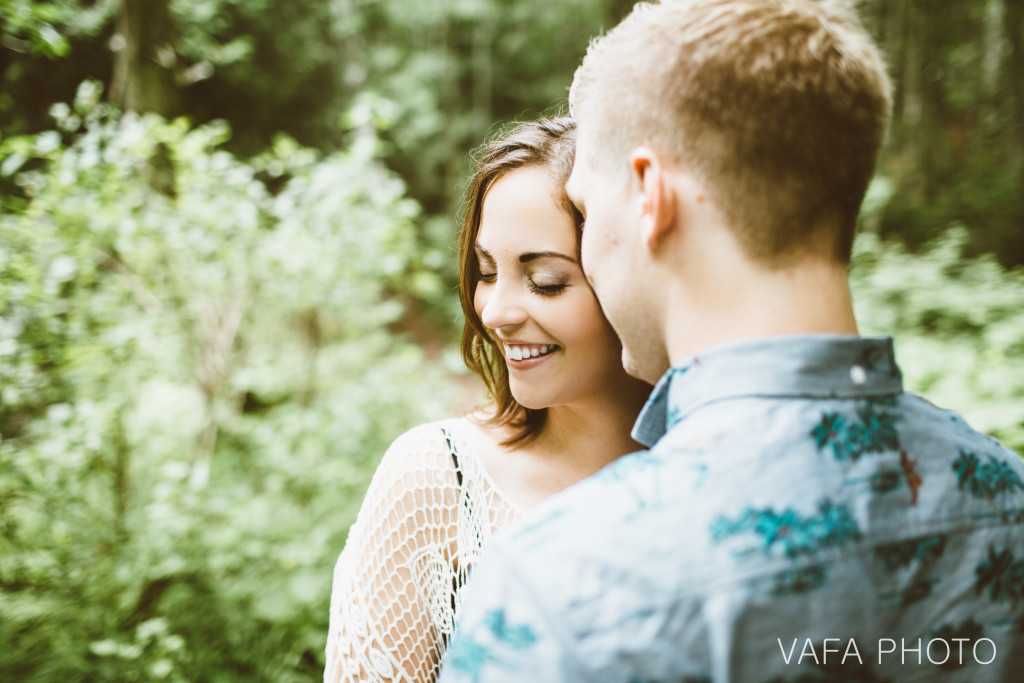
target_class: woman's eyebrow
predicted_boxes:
[519,251,578,264]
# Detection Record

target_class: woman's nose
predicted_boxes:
[479,280,528,331]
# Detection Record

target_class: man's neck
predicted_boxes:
[663,256,859,365]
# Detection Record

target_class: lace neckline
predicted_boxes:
[443,416,524,516]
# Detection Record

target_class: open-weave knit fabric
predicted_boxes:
[324,418,520,683]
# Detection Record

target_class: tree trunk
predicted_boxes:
[440,6,462,218]
[471,2,493,139]
[910,0,946,201]
[1004,0,1024,182]
[109,0,180,116]
[884,0,910,151]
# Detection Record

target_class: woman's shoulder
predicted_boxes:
[368,417,476,483]
[384,417,468,456]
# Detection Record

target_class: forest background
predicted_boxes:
[1,0,1023,680]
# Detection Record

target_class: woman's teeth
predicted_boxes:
[504,344,556,361]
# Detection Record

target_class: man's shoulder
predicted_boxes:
[469,390,1024,681]
[504,388,1024,548]
[492,387,1024,621]
[504,448,708,554]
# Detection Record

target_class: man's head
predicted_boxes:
[566,0,892,381]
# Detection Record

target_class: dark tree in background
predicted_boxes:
[1004,0,1024,184]
[1,0,1021,264]
[109,0,178,116]
[862,0,1024,264]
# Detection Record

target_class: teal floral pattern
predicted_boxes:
[811,398,900,462]
[867,468,901,495]
[771,564,828,596]
[974,545,1024,604]
[710,499,862,559]
[483,610,536,649]
[873,534,947,572]
[446,637,490,682]
[953,449,1024,499]
[446,609,537,682]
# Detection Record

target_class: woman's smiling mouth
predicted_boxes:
[503,343,559,362]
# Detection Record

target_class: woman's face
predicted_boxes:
[473,165,628,410]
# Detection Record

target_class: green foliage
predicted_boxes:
[353,0,625,212]
[851,194,1024,453]
[2,78,1022,680]
[0,83,455,681]
[2,0,1022,271]
[0,0,91,58]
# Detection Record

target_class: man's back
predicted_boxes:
[440,336,1024,682]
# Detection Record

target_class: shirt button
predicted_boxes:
[850,365,867,385]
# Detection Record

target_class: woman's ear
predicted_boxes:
[630,147,677,253]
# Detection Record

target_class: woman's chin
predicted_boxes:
[509,390,549,411]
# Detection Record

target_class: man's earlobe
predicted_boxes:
[630,147,676,252]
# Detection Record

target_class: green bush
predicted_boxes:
[2,89,1021,682]
[852,191,1024,453]
[0,83,455,681]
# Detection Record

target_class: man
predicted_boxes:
[438,1,1024,680]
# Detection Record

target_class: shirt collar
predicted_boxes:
[632,335,903,448]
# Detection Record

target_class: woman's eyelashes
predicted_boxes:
[527,278,568,296]
[474,267,569,296]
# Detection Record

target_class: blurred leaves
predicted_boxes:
[2,99,1022,682]
[853,183,1024,452]
[0,91,454,681]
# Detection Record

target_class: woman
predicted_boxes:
[324,117,651,683]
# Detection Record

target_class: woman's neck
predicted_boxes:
[534,377,650,474]
[470,377,651,512]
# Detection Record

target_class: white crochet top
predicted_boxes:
[324,418,520,682]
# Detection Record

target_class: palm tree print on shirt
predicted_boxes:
[953,449,1024,499]
[710,499,862,560]
[446,609,537,682]
[811,397,901,462]
[974,545,1024,604]
[873,534,948,572]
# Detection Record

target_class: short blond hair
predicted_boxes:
[569,0,892,264]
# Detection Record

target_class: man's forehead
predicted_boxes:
[566,134,593,194]
[572,123,597,163]
[565,163,592,212]
[565,163,581,196]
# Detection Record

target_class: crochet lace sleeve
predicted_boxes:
[324,423,460,683]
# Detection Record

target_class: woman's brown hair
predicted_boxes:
[457,116,580,447]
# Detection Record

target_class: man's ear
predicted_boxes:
[630,147,677,252]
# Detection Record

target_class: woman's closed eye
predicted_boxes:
[476,270,497,284]
[528,275,569,296]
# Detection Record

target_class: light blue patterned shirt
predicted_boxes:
[437,335,1024,682]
